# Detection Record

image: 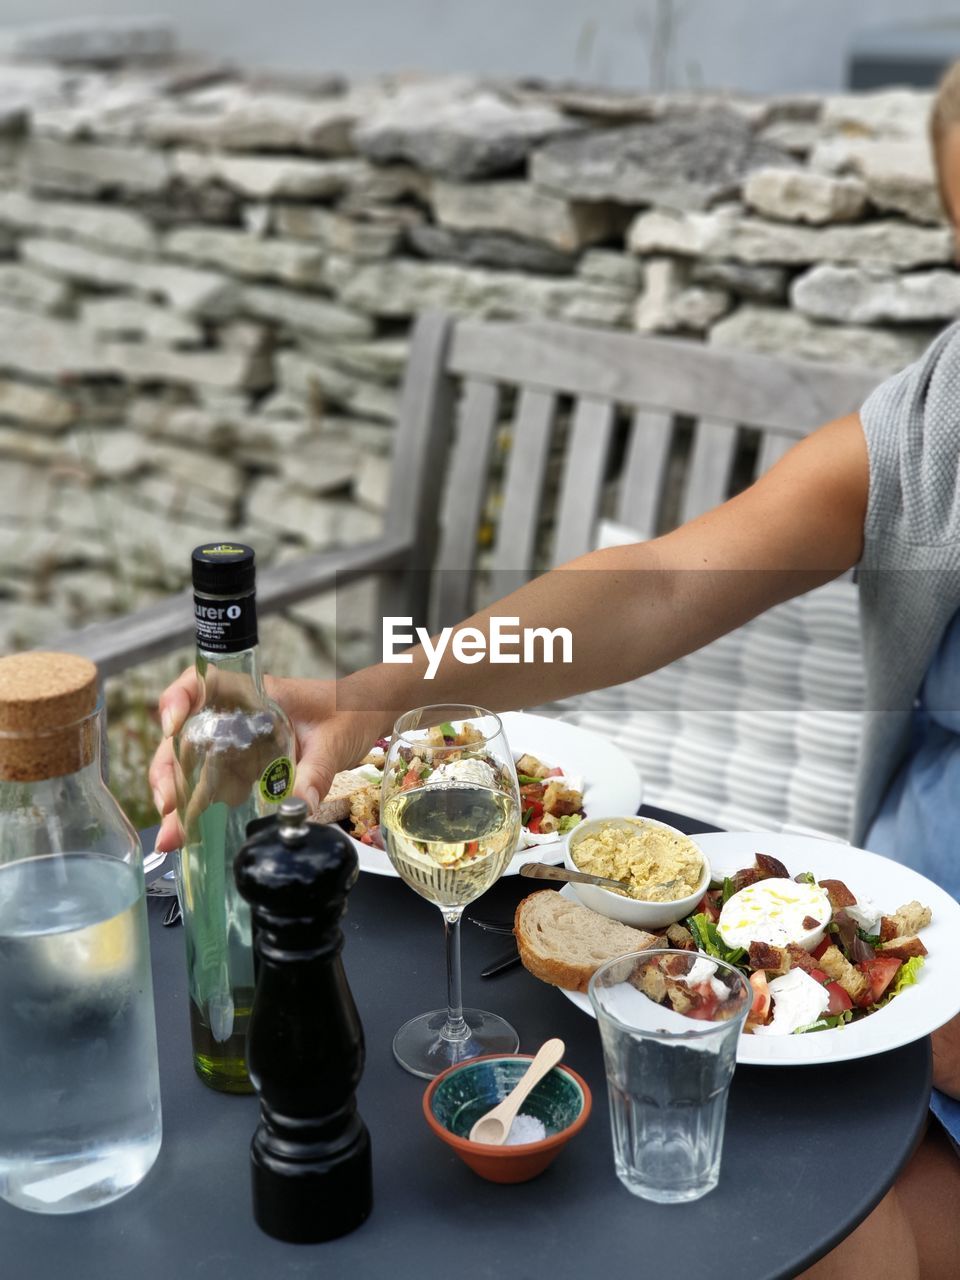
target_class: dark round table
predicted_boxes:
[1,810,931,1280]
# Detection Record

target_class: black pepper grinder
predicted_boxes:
[234,797,372,1243]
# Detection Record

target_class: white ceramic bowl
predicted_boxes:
[563,815,711,930]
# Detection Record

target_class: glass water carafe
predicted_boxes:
[0,652,162,1215]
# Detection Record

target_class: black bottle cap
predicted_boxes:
[192,543,256,597]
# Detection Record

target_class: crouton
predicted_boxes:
[818,879,857,911]
[880,901,932,942]
[786,943,822,976]
[543,781,581,817]
[515,753,549,779]
[638,964,668,1003]
[818,945,870,1003]
[878,935,928,961]
[748,941,790,975]
[664,979,695,1015]
[665,922,697,951]
[348,785,380,836]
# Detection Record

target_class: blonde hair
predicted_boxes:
[931,60,960,156]
[930,62,960,219]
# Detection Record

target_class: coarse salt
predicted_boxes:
[505,1113,547,1145]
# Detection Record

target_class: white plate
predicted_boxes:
[559,831,960,1066]
[349,710,643,878]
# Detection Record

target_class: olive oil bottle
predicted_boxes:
[175,543,295,1092]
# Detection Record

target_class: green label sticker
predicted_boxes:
[260,756,294,804]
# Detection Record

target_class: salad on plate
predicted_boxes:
[660,851,931,1036]
[340,721,585,852]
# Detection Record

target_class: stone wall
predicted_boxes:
[0,19,951,705]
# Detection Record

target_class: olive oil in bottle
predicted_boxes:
[175,543,295,1092]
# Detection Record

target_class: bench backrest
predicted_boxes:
[415,313,884,836]
[422,314,880,628]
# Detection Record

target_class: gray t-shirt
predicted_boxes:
[855,318,960,842]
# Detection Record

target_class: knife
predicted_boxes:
[480,946,522,979]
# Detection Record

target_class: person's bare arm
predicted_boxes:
[338,411,869,716]
[151,412,868,848]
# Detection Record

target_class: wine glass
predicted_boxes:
[380,704,522,1078]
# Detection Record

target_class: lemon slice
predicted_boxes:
[44,908,136,982]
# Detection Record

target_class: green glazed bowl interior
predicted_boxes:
[430,1057,584,1141]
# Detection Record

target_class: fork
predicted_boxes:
[467,915,516,935]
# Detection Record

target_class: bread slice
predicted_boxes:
[312,770,373,824]
[515,891,660,993]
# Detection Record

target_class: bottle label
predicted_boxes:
[193,591,258,654]
[260,757,294,804]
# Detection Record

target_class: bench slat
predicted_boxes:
[616,407,673,538]
[52,538,408,678]
[681,417,739,523]
[433,377,501,628]
[449,320,879,433]
[380,310,457,629]
[489,385,556,600]
[553,397,616,565]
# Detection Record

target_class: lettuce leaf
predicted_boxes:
[557,814,582,834]
[686,913,748,970]
[888,955,924,999]
[794,1009,855,1034]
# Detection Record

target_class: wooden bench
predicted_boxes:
[54,312,883,834]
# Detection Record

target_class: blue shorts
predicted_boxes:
[931,1088,960,1156]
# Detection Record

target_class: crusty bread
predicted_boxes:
[515,891,660,993]
[312,770,372,824]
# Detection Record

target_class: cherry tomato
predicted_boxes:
[684,983,720,1021]
[825,982,853,1015]
[856,956,901,1006]
[749,971,771,1021]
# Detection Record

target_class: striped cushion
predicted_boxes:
[570,523,864,838]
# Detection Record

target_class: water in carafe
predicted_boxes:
[0,652,162,1214]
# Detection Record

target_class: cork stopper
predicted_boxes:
[0,652,100,782]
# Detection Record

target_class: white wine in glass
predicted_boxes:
[380,705,521,1078]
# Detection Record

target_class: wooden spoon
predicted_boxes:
[468,1038,566,1146]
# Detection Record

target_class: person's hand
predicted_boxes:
[147,669,380,853]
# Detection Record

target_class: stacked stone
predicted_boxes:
[0,18,951,671]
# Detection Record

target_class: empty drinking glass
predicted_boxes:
[589,949,750,1204]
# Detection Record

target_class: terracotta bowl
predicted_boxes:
[423,1053,592,1183]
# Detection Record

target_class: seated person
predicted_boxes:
[152,61,960,1280]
